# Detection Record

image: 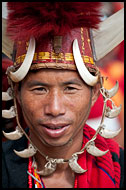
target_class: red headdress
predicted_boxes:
[7,2,101,41]
[7,2,102,79]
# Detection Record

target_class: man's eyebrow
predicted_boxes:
[26,78,84,87]
[61,78,84,86]
[27,80,50,87]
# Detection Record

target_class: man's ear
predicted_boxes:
[14,83,21,105]
[91,82,101,107]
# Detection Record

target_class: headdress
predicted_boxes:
[2,2,124,176]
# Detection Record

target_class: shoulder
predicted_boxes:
[2,134,28,188]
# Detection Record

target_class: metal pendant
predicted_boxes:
[106,81,119,98]
[105,104,122,118]
[2,126,23,140]
[68,154,87,173]
[2,88,13,101]
[14,143,37,158]
[2,106,16,119]
[36,158,57,176]
[101,81,119,99]
[99,125,121,139]
[86,141,109,157]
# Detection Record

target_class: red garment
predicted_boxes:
[76,124,121,188]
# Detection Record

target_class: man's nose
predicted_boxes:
[44,90,66,117]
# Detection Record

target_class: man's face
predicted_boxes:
[16,69,95,147]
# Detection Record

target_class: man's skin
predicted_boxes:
[15,69,100,188]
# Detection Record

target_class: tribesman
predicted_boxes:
[2,2,124,188]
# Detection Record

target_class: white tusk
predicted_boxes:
[2,126,23,140]
[106,81,119,98]
[2,88,13,101]
[105,104,122,118]
[91,8,124,61]
[2,106,16,119]
[99,127,121,139]
[73,39,98,86]
[14,143,37,158]
[2,18,14,59]
[86,141,109,157]
[9,37,36,82]
[69,154,87,173]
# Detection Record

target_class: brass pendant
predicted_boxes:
[2,126,23,140]
[36,158,57,176]
[14,143,37,158]
[69,154,87,173]
[2,106,16,119]
[100,81,119,99]
[99,125,121,139]
[2,87,13,101]
[105,104,122,118]
[106,81,119,98]
[86,141,109,157]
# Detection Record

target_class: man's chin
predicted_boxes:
[40,136,73,148]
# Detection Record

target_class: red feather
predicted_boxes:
[7,2,102,41]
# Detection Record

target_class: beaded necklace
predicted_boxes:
[28,157,78,188]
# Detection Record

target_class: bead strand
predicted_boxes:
[74,175,78,188]
[28,157,33,188]
[34,169,42,188]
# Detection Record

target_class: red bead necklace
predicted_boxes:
[74,175,78,188]
[28,157,33,188]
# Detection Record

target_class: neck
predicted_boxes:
[30,127,84,171]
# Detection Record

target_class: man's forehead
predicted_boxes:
[29,68,78,76]
[24,69,85,86]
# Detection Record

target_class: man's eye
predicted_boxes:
[32,87,47,92]
[65,86,77,92]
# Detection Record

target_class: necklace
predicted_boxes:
[28,157,78,188]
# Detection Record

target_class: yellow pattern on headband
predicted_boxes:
[15,52,94,66]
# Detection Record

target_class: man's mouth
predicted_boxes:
[41,123,70,138]
[43,124,68,130]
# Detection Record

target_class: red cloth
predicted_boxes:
[76,124,121,188]
[88,93,104,119]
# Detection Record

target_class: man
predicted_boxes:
[2,2,124,188]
